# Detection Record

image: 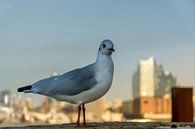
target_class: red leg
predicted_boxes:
[82,104,86,126]
[76,105,81,126]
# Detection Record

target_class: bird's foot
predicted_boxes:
[76,123,87,127]
[76,123,81,127]
[83,122,87,127]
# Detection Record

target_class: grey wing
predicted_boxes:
[32,64,97,96]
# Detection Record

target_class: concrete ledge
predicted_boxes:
[1,122,195,129]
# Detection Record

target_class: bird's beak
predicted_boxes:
[108,48,115,52]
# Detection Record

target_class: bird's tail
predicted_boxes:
[17,85,32,93]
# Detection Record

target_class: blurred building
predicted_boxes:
[85,97,105,121]
[122,100,133,116]
[133,96,171,115]
[0,89,15,106]
[172,87,193,122]
[132,57,176,99]
[86,97,105,114]
[105,99,122,112]
[132,57,176,118]
[102,99,124,121]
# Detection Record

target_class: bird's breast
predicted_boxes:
[95,60,114,85]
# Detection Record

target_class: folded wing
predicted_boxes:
[32,64,97,96]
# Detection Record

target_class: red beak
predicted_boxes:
[108,48,115,52]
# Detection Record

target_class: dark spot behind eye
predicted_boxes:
[103,44,106,48]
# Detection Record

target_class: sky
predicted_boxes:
[0,0,195,102]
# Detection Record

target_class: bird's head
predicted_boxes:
[99,39,115,55]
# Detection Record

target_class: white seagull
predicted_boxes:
[17,39,115,126]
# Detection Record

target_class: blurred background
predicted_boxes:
[0,0,195,124]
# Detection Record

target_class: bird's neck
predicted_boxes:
[95,53,114,83]
[95,53,113,70]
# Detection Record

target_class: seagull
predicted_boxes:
[17,39,115,126]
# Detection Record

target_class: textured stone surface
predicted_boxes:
[1,122,195,129]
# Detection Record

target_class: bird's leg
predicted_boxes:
[82,104,86,126]
[76,105,81,126]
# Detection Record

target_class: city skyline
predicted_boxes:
[0,0,195,101]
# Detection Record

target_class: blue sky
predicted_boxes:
[0,0,195,102]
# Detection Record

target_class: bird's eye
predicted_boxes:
[103,44,106,48]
